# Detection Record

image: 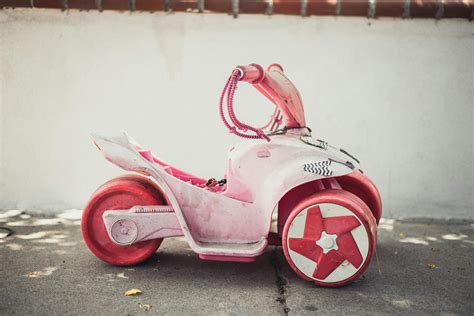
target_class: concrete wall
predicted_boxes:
[0,9,472,219]
[0,31,3,205]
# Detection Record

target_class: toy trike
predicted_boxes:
[82,63,382,287]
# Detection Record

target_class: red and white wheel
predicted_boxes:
[81,174,167,266]
[282,189,377,287]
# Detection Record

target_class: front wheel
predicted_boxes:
[282,189,377,287]
[81,174,167,266]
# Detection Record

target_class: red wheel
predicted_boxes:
[336,170,382,224]
[282,189,377,287]
[81,174,166,266]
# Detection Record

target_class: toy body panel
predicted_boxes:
[92,130,360,257]
[92,131,265,257]
[227,133,360,221]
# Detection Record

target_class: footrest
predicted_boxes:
[195,238,268,259]
[199,254,257,263]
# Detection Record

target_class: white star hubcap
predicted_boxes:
[316,231,339,254]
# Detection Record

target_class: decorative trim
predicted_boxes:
[266,0,274,15]
[303,160,333,176]
[232,0,239,18]
[197,0,204,13]
[301,0,307,17]
[336,0,342,15]
[368,0,375,18]
[403,0,410,18]
[435,0,445,19]
[1,0,471,20]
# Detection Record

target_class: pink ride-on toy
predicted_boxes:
[82,63,382,287]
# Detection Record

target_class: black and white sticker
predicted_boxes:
[303,160,333,176]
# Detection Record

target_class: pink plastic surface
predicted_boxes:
[252,64,306,128]
[198,254,257,263]
[138,149,214,189]
[87,62,381,270]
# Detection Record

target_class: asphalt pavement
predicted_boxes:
[0,210,473,315]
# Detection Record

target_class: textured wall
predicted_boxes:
[0,8,472,219]
[1,0,473,19]
[0,37,3,205]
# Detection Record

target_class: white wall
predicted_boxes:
[0,29,3,205]
[0,8,472,219]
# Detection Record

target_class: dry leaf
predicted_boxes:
[26,267,58,278]
[427,263,438,269]
[139,303,151,311]
[124,289,142,296]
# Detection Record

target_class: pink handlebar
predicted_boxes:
[219,63,305,141]
[236,64,265,84]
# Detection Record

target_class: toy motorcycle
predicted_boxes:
[82,64,382,287]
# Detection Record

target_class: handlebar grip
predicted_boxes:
[236,63,265,84]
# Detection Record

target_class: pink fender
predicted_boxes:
[226,131,360,238]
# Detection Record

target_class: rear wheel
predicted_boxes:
[282,189,377,287]
[81,174,167,266]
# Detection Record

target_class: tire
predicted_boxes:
[81,174,166,266]
[282,189,377,287]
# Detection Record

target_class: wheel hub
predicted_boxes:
[110,219,138,245]
[315,231,339,254]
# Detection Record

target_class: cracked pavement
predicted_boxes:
[0,210,473,315]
